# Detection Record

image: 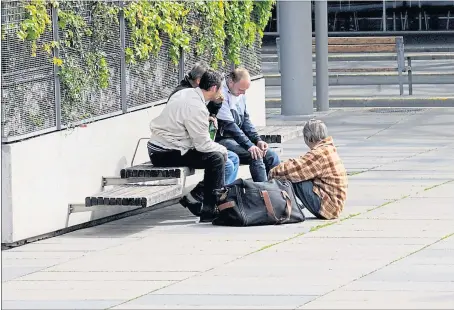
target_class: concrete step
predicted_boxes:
[264,71,454,87]
[265,96,454,108]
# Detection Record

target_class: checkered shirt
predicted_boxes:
[269,136,348,219]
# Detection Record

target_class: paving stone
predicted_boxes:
[1,300,123,310]
[299,290,454,309]
[112,294,317,310]
[2,280,174,300]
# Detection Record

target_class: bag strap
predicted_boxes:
[262,190,279,222]
[281,190,293,221]
[218,201,236,211]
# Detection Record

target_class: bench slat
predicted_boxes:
[312,44,397,53]
[85,184,182,208]
[120,164,195,179]
[311,37,398,45]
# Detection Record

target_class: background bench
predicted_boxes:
[276,36,410,95]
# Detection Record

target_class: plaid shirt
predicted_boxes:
[269,136,348,219]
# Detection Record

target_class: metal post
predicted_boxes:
[315,0,329,112]
[52,5,61,130]
[407,56,413,95]
[382,0,387,32]
[119,5,127,113]
[279,0,313,116]
[178,47,185,81]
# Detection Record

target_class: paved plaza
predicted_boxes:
[2,107,454,309]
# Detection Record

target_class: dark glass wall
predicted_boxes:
[265,1,454,34]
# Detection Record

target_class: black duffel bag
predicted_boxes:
[212,178,306,226]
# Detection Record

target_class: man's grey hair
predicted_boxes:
[303,119,328,144]
[188,61,209,80]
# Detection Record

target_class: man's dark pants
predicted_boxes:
[149,150,225,208]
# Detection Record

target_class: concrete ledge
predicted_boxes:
[266,96,454,108]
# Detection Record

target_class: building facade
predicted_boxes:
[265,1,454,35]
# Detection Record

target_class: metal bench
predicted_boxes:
[276,36,410,95]
[69,127,304,214]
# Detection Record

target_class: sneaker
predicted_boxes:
[179,196,202,217]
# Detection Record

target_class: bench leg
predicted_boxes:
[407,57,413,96]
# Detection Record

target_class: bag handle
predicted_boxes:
[262,190,293,224]
[281,191,293,221]
[261,191,279,222]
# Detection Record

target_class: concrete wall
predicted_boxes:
[1,78,265,244]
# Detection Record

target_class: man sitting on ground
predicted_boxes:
[169,62,240,213]
[216,68,281,182]
[268,119,348,220]
[147,70,227,222]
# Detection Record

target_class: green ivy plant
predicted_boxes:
[253,0,276,40]
[123,0,191,65]
[14,0,276,124]
[16,0,52,57]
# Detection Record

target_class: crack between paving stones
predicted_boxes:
[364,111,421,140]
[348,146,441,177]
[294,232,454,309]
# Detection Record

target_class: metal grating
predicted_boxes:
[58,0,122,126]
[237,34,262,78]
[368,108,426,113]
[183,10,232,79]
[237,12,262,78]
[125,25,179,108]
[1,1,56,140]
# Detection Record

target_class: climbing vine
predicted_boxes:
[123,0,191,65]
[16,0,51,57]
[14,0,276,122]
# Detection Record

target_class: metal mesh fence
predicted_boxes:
[125,27,179,108]
[184,10,232,78]
[1,2,265,142]
[238,35,262,78]
[58,0,122,126]
[1,0,56,139]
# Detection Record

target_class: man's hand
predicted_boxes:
[256,141,269,155]
[208,116,218,129]
[248,145,263,160]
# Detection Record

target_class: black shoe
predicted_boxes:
[179,196,202,217]
[199,206,219,223]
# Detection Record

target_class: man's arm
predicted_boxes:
[184,103,227,155]
[269,151,321,182]
[216,100,255,149]
[241,107,262,145]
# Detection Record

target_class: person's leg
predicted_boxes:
[263,148,281,176]
[292,180,324,219]
[150,150,203,216]
[169,150,225,222]
[218,139,267,182]
[225,150,239,184]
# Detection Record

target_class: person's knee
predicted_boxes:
[228,152,240,167]
[250,157,265,168]
[205,151,225,167]
[266,149,280,164]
